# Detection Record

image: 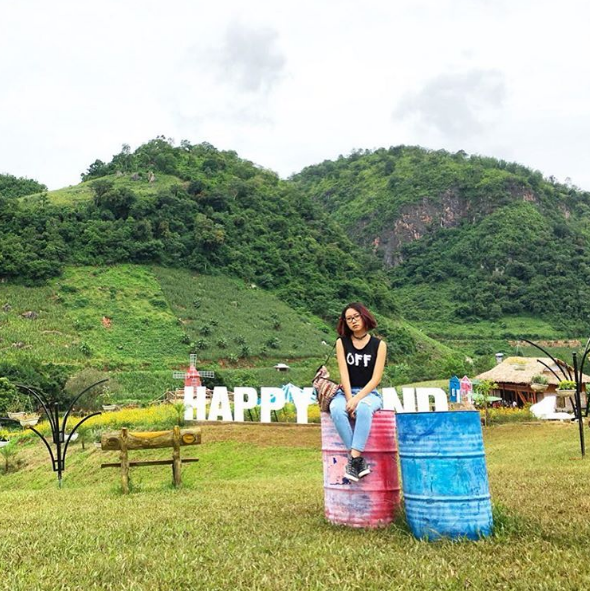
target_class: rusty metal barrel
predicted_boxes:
[321,410,400,528]
[396,410,493,540]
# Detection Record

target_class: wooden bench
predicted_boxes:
[101,426,201,493]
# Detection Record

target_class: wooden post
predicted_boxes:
[120,427,129,494]
[172,425,181,487]
[100,427,200,489]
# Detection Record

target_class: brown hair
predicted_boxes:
[336,302,377,337]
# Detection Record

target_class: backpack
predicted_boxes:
[312,343,340,412]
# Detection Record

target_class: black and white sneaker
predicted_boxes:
[356,456,370,478]
[344,456,360,482]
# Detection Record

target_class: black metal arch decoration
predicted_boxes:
[522,339,587,458]
[13,379,107,486]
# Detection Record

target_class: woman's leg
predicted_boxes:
[329,391,353,450]
[350,392,383,453]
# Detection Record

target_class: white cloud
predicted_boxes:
[209,22,286,94]
[0,0,589,189]
[395,70,506,139]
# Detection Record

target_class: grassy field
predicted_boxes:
[19,173,184,207]
[0,280,87,364]
[1,421,589,590]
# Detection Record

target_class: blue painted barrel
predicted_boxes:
[396,411,493,540]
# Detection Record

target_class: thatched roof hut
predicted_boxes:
[475,357,589,407]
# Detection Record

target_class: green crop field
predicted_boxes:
[154,266,332,362]
[0,265,337,404]
[0,265,188,369]
[1,421,589,590]
[0,265,332,372]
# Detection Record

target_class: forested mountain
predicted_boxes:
[293,146,590,329]
[5,138,589,388]
[0,139,395,320]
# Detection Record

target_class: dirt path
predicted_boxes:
[196,422,321,448]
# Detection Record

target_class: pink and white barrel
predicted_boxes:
[321,410,400,528]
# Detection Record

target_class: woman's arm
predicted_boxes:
[345,341,387,413]
[336,338,352,401]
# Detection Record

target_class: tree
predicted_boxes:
[473,379,498,426]
[0,361,70,406]
[0,440,18,474]
[64,368,120,411]
[93,186,137,219]
[0,173,46,198]
[0,377,17,414]
[82,159,111,181]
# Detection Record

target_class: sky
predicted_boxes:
[1,0,589,190]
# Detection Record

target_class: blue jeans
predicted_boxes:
[329,388,382,453]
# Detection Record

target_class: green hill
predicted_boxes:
[6,138,588,399]
[0,264,329,402]
[1,139,395,321]
[292,146,590,334]
[0,264,463,403]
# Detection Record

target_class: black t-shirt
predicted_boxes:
[341,335,381,388]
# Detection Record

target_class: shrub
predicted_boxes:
[64,368,119,411]
[75,423,92,450]
[0,378,17,414]
[171,402,186,426]
[79,342,92,357]
[0,440,19,474]
[531,374,548,385]
[272,403,320,423]
[474,344,494,356]
[484,406,535,425]
[150,298,167,308]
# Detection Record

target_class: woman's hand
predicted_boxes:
[346,396,360,416]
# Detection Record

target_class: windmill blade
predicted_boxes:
[199,371,215,378]
[172,372,187,379]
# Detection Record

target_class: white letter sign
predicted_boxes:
[182,385,450,422]
[233,387,258,422]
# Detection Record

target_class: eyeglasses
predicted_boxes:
[345,313,361,323]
